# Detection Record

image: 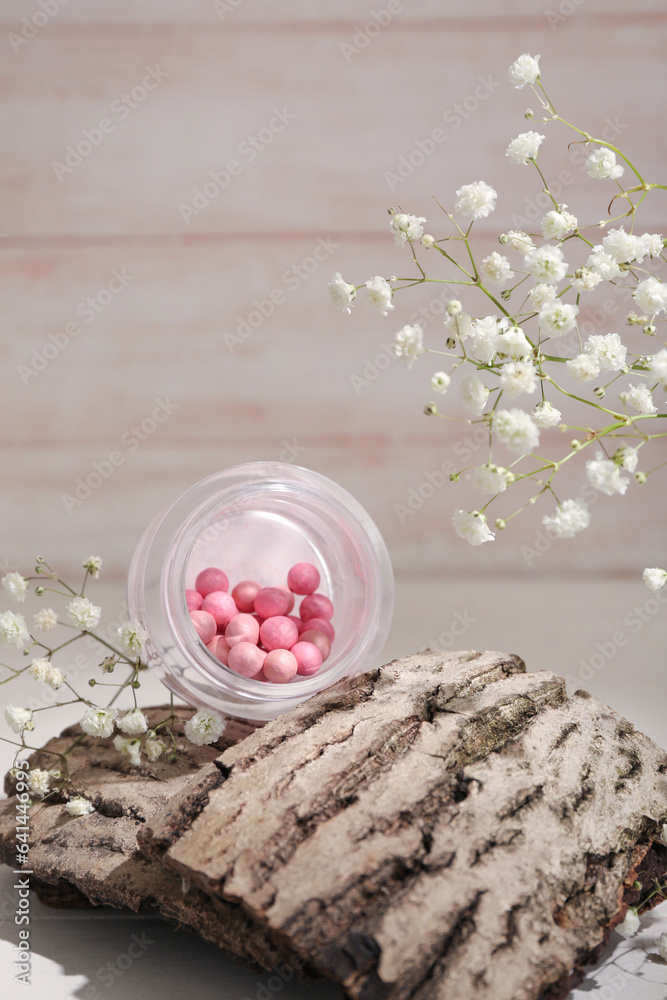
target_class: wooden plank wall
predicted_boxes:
[1,1,666,583]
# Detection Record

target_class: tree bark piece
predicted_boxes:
[140,650,667,1000]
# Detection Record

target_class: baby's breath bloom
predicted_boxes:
[532,400,562,429]
[460,373,490,415]
[634,276,667,316]
[33,607,58,631]
[615,909,640,939]
[493,408,540,456]
[393,323,424,368]
[585,332,627,372]
[444,310,473,341]
[496,325,532,359]
[480,251,514,286]
[452,510,495,546]
[499,361,538,398]
[538,301,579,338]
[541,209,577,241]
[613,443,638,473]
[624,383,657,415]
[508,53,541,89]
[65,796,94,817]
[566,353,600,384]
[2,572,29,603]
[467,464,514,495]
[528,284,557,311]
[80,705,117,739]
[116,708,148,736]
[0,611,30,650]
[586,246,621,280]
[649,348,667,388]
[586,147,624,180]
[454,181,497,221]
[638,232,664,258]
[66,596,101,631]
[525,245,568,283]
[466,316,501,365]
[365,276,394,316]
[145,738,166,762]
[82,556,102,578]
[586,451,629,496]
[602,227,642,264]
[506,230,536,256]
[505,131,545,165]
[430,371,450,394]
[113,734,142,767]
[572,267,602,292]
[28,768,51,798]
[28,657,64,690]
[542,499,590,539]
[390,212,426,247]
[643,567,667,592]
[5,705,34,734]
[117,619,147,658]
[184,709,226,746]
[328,273,356,313]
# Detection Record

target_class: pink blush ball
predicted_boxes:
[276,586,295,615]
[287,614,305,635]
[225,613,260,647]
[195,567,229,597]
[232,580,261,614]
[299,592,334,622]
[287,562,320,595]
[186,589,203,612]
[254,587,290,619]
[263,648,298,683]
[190,610,217,645]
[291,641,323,677]
[305,617,335,643]
[228,642,265,678]
[299,629,331,661]
[260,615,299,652]
[202,591,238,628]
[206,634,231,665]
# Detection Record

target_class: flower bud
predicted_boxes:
[635,471,647,484]
[498,233,509,244]
[88,678,96,686]
[449,473,459,482]
[593,386,605,399]
[495,518,506,530]
[570,439,582,451]
[644,324,656,336]
[525,109,534,119]
[447,299,462,316]
[424,403,437,416]
[35,586,44,596]
[445,336,456,349]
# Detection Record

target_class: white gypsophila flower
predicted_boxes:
[529,283,557,311]
[5,705,34,734]
[586,451,630,496]
[572,267,603,292]
[624,383,657,415]
[365,276,394,316]
[602,227,642,264]
[0,610,30,650]
[634,276,667,316]
[638,232,664,258]
[393,323,424,368]
[80,705,118,739]
[28,657,63,690]
[538,301,579,338]
[430,371,450,394]
[532,400,562,429]
[145,738,166,762]
[643,567,667,592]
[184,709,226,747]
[493,408,540,456]
[113,734,142,767]
[116,708,148,736]
[542,499,590,539]
[66,596,101,631]
[586,147,624,181]
[65,796,94,817]
[615,909,640,939]
[27,768,50,798]
[586,246,621,280]
[460,373,490,416]
[328,273,356,313]
[466,316,501,365]
[117,619,147,658]
[390,212,426,248]
[480,251,514,287]
[506,230,536,256]
[467,464,514,495]
[452,510,495,546]
[447,299,463,316]
[82,555,102,579]
[566,353,600,384]
[614,443,638,473]
[444,310,473,341]
[421,234,435,249]
[585,332,627,372]
[525,246,568,283]
[505,130,545,165]
[454,181,497,221]
[649,348,667,387]
[1,572,29,604]
[33,607,58,631]
[496,325,532,360]
[508,52,541,89]
[499,361,538,398]
[541,210,577,241]
[658,932,667,962]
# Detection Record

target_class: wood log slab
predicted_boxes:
[1,650,666,1000]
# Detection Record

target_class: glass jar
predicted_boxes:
[127,462,394,722]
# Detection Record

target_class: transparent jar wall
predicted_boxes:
[127,463,394,722]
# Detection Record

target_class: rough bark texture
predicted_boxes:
[1,651,666,1000]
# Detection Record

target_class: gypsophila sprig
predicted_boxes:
[329,56,667,561]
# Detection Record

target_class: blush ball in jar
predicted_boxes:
[127,463,394,722]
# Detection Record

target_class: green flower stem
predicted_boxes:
[530,159,560,210]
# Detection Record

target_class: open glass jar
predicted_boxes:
[127,463,394,721]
